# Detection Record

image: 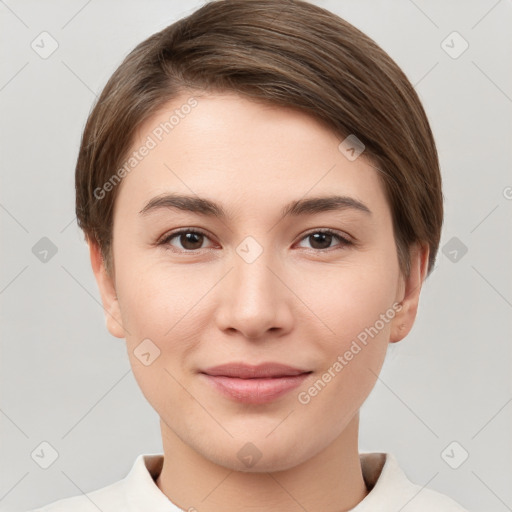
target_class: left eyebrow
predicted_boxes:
[281,195,371,218]
[138,193,372,219]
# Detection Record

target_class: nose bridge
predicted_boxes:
[234,246,276,301]
[215,238,292,338]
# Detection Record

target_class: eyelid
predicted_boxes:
[297,227,353,245]
[158,226,354,252]
[294,228,354,251]
[158,227,215,247]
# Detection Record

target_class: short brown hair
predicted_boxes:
[75,0,442,278]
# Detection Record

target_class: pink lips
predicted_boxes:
[200,363,312,404]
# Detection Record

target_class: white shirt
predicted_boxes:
[28,452,467,511]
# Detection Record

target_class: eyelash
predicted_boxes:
[158,228,353,253]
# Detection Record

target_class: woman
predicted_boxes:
[30,0,467,510]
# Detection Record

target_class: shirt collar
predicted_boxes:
[122,451,415,511]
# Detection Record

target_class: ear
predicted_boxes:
[389,244,430,343]
[88,239,125,339]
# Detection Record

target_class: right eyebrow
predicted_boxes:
[139,193,226,218]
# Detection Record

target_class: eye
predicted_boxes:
[158,228,352,253]
[159,229,214,251]
[296,229,352,250]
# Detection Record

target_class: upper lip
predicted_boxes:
[201,362,311,378]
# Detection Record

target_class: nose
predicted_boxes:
[214,249,294,340]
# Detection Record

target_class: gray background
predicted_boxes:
[1,1,511,511]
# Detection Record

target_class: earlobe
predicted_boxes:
[88,239,125,339]
[389,244,430,344]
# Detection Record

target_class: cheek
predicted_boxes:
[117,265,204,410]
[115,259,219,402]
[297,257,399,342]
[292,257,398,407]
[295,291,392,433]
[116,256,207,337]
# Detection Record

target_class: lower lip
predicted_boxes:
[201,373,311,404]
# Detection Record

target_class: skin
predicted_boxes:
[89,91,429,512]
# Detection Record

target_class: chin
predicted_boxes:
[202,436,315,474]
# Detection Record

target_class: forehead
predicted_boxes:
[113,91,388,220]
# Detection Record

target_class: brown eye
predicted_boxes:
[160,229,211,251]
[178,232,205,250]
[297,229,352,251]
[308,232,334,250]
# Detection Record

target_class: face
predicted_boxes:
[91,91,427,472]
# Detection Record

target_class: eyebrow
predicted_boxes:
[139,193,372,219]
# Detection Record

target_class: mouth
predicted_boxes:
[199,362,313,404]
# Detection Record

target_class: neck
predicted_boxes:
[155,414,368,512]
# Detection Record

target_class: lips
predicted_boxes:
[201,362,310,378]
[200,362,312,404]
